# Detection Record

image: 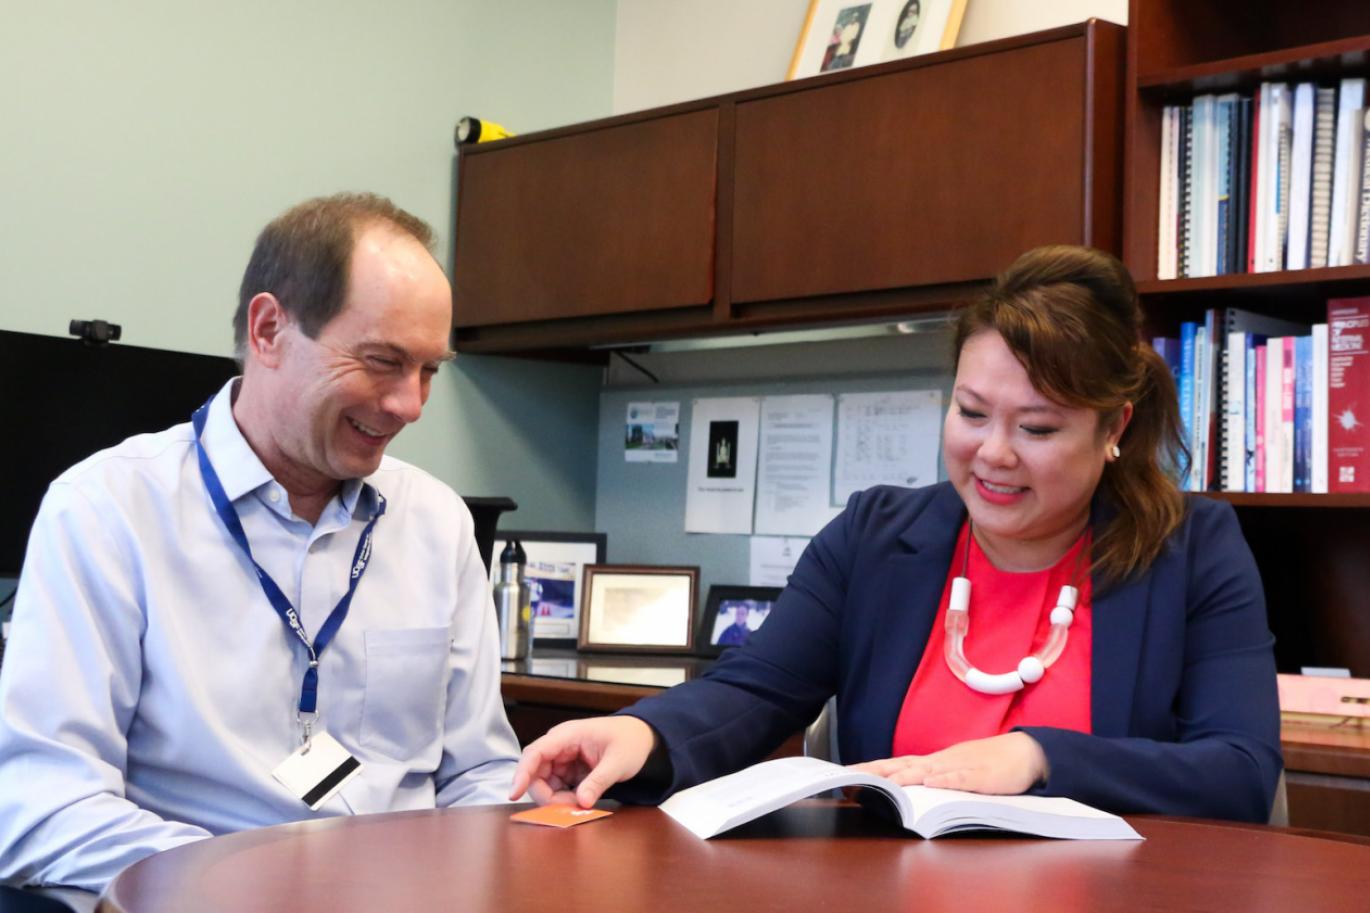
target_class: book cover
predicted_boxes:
[1313,323,1329,494]
[658,756,1142,841]
[1255,343,1267,492]
[1295,334,1313,492]
[1222,331,1247,491]
[1253,85,1270,272]
[1247,86,1262,274]
[1264,338,1285,493]
[1279,336,1295,493]
[1356,110,1370,264]
[1179,105,1195,278]
[1329,78,1365,266]
[1193,324,1211,489]
[1192,94,1217,276]
[1269,83,1293,272]
[1233,95,1253,275]
[1215,94,1237,275]
[1286,83,1315,270]
[1328,297,1370,492]
[1179,322,1197,489]
[1246,334,1261,491]
[1309,86,1337,269]
[1157,105,1177,279]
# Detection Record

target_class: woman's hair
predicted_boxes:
[951,245,1187,586]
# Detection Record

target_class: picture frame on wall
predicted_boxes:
[786,0,968,80]
[491,530,607,648]
[696,585,783,657]
[578,564,699,654]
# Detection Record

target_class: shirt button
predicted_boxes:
[268,490,281,503]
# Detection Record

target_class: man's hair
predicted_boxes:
[233,192,435,361]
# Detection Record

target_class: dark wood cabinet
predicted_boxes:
[730,30,1121,311]
[453,109,719,344]
[452,21,1124,353]
[1121,0,1370,835]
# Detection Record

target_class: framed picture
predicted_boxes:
[491,531,607,647]
[786,0,968,80]
[579,565,699,654]
[696,585,783,657]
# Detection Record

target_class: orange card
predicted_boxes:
[510,805,613,828]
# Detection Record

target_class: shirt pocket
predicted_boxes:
[359,627,451,761]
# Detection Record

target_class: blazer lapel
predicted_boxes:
[1088,503,1152,737]
[854,485,966,759]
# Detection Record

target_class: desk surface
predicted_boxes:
[98,802,1370,913]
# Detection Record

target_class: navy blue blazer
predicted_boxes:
[624,483,1282,822]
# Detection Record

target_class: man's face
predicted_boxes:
[269,223,452,487]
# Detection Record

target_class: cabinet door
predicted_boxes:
[453,110,718,328]
[730,35,1098,306]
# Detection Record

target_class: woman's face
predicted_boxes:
[943,330,1129,570]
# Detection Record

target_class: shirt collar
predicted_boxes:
[199,378,380,519]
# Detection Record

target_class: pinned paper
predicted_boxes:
[510,805,614,828]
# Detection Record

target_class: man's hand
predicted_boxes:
[509,716,659,808]
[847,732,1048,795]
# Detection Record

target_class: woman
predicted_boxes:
[510,246,1282,822]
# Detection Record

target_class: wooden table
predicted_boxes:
[98,802,1370,913]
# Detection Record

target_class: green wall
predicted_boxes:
[0,0,613,532]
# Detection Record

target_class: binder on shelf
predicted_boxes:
[1308,86,1337,269]
[1312,323,1330,494]
[1217,309,1311,492]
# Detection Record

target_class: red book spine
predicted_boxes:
[1328,296,1370,492]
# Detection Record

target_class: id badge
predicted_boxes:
[271,731,363,810]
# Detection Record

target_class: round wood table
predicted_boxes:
[98,801,1370,912]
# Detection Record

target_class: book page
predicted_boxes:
[659,756,899,839]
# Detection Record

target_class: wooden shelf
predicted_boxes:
[1137,34,1370,94]
[1202,492,1370,508]
[1136,264,1370,296]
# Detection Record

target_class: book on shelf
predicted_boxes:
[1255,343,1268,493]
[1157,105,1178,280]
[1313,323,1330,493]
[1266,83,1293,273]
[1329,296,1370,492]
[1294,335,1313,492]
[657,756,1143,842]
[1233,95,1253,275]
[1286,83,1315,271]
[1328,77,1364,267]
[1357,110,1370,264]
[1247,86,1262,274]
[1309,86,1337,269]
[1178,104,1194,277]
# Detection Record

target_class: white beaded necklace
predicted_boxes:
[942,527,1081,695]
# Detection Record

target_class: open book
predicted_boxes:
[659,756,1142,841]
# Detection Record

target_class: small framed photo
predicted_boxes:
[786,0,967,80]
[697,585,783,656]
[491,531,607,648]
[579,565,699,654]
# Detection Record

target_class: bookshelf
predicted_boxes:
[1123,0,1370,834]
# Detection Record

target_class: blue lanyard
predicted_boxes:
[192,397,385,719]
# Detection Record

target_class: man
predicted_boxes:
[0,193,520,893]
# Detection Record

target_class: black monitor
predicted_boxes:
[1,330,239,576]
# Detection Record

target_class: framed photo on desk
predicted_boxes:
[696,585,782,656]
[491,531,607,648]
[579,565,698,654]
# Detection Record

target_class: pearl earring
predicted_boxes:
[1110,444,1122,459]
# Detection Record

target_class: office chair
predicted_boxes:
[459,496,517,574]
[801,698,1292,827]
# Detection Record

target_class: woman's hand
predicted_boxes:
[848,732,1048,795]
[509,716,659,808]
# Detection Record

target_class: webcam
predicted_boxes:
[69,319,122,347]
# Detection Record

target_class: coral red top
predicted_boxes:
[891,521,1093,757]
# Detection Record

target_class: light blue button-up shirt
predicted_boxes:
[0,380,520,891]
